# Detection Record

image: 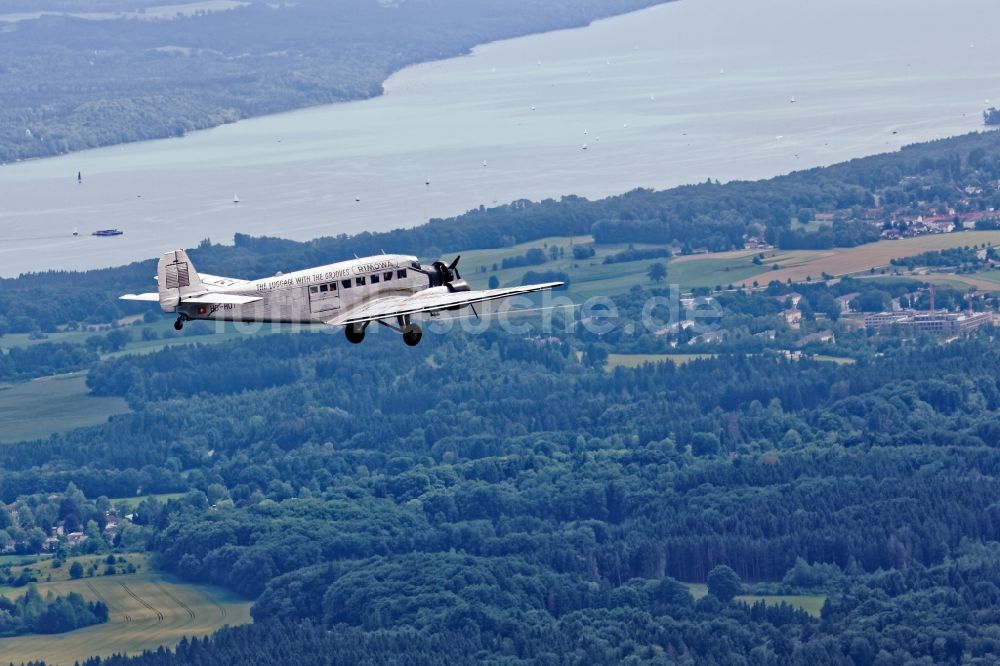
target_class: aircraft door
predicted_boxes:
[308,282,341,314]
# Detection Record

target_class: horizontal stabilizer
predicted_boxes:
[182,293,262,305]
[119,292,160,302]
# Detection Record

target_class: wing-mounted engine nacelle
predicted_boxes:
[426,257,471,310]
[428,260,455,287]
[428,257,469,292]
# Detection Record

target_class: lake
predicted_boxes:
[1,0,998,277]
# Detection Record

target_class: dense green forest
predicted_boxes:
[3,129,1000,336]
[0,0,666,163]
[3,319,1000,662]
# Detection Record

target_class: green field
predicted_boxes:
[683,583,825,618]
[666,253,772,289]
[111,493,190,511]
[4,553,148,584]
[0,373,129,443]
[0,554,48,568]
[0,572,251,666]
[976,270,1000,286]
[810,354,856,365]
[450,235,683,299]
[0,329,96,349]
[604,353,718,370]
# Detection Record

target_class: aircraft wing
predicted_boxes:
[326,282,563,326]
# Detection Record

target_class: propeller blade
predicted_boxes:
[448,255,461,270]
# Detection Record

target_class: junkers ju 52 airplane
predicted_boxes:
[121,249,562,346]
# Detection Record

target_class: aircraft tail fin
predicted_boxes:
[156,249,206,312]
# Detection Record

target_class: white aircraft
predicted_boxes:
[121,249,562,346]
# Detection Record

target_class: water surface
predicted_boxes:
[2,0,998,276]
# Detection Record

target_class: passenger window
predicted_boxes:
[310,286,319,294]
[341,280,352,289]
[371,274,380,284]
[356,276,366,286]
[329,282,337,290]
[319,284,328,292]
[384,272,393,281]
[397,269,407,279]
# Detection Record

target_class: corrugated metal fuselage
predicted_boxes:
[176,254,423,324]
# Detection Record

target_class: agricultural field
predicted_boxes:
[811,354,856,365]
[604,353,718,370]
[111,493,190,512]
[915,271,1000,292]
[448,231,1000,301]
[604,353,853,372]
[683,583,825,618]
[0,571,251,666]
[0,373,128,443]
[973,269,1000,287]
[665,253,769,289]
[746,231,1000,285]
[0,329,97,350]
[3,554,148,584]
[451,235,679,299]
[0,554,48,568]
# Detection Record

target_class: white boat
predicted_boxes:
[233,193,240,204]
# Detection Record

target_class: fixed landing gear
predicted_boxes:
[402,323,423,347]
[346,319,423,346]
[174,315,187,331]
[345,323,366,344]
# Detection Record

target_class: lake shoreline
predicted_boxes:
[0,0,996,276]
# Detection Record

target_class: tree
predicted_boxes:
[69,561,84,580]
[850,290,891,313]
[707,565,742,602]
[647,262,667,283]
[690,432,720,457]
[488,275,500,289]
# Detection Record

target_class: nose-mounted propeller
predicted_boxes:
[430,255,470,292]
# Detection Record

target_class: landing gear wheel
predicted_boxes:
[345,324,366,344]
[402,324,423,347]
[174,317,185,331]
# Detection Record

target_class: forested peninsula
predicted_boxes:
[0,0,667,163]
